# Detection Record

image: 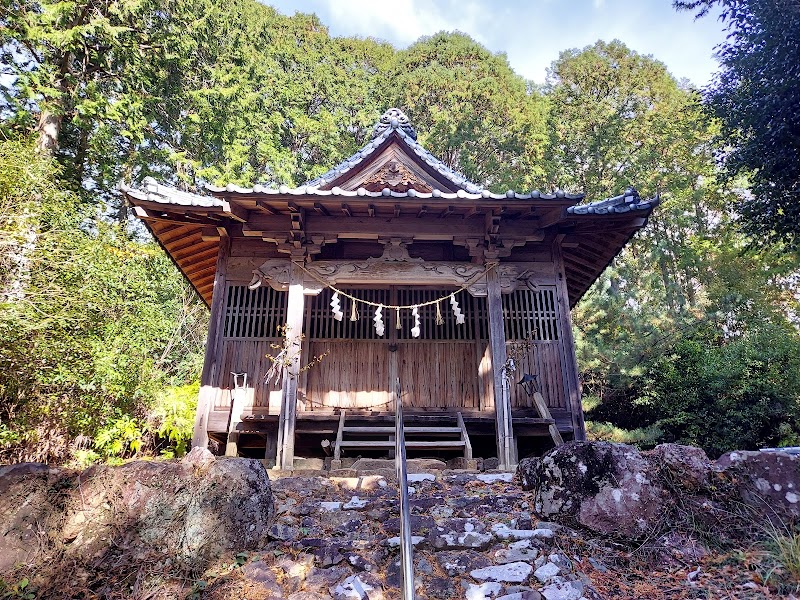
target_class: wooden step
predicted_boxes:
[338,440,466,448]
[342,426,461,434]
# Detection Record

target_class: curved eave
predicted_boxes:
[559,209,656,307]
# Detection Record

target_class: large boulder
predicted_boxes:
[716,450,800,520]
[0,449,274,574]
[648,443,711,492]
[0,463,65,572]
[518,441,669,538]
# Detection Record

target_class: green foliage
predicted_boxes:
[0,137,206,463]
[0,577,35,600]
[639,322,800,457]
[387,32,548,191]
[676,0,800,249]
[148,383,198,457]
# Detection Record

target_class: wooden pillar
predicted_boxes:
[553,239,586,440]
[276,258,305,469]
[192,234,230,449]
[486,263,516,469]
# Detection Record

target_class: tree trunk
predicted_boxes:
[36,110,62,155]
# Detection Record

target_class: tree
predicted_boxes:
[385,32,548,191]
[676,0,800,249]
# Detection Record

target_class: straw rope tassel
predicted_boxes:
[396,307,402,330]
[350,300,358,322]
[435,300,444,326]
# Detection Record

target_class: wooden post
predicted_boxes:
[553,238,586,440]
[486,262,516,470]
[276,258,305,469]
[192,234,230,449]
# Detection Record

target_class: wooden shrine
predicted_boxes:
[122,108,657,469]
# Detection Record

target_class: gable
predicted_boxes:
[321,140,455,193]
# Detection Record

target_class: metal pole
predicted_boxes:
[395,378,415,600]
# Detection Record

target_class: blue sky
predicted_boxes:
[265,0,728,87]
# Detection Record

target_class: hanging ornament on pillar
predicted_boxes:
[450,293,465,325]
[350,300,359,322]
[396,307,402,330]
[330,292,343,321]
[374,305,385,336]
[435,300,444,326]
[411,305,421,338]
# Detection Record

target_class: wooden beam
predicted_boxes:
[255,200,279,215]
[201,226,225,242]
[440,206,455,218]
[313,202,330,216]
[394,204,401,218]
[532,392,564,446]
[417,206,427,218]
[368,204,376,217]
[553,239,586,440]
[192,234,230,450]
[341,203,353,217]
[220,200,248,222]
[486,264,516,469]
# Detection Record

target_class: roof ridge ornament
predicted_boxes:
[372,108,417,141]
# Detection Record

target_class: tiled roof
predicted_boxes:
[301,108,489,193]
[119,177,225,208]
[120,110,657,215]
[566,187,657,215]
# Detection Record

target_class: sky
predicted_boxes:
[265,0,729,87]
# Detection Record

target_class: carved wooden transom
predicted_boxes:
[362,159,433,193]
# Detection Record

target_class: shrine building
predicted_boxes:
[121,108,657,470]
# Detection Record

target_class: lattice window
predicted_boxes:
[308,288,391,340]
[396,289,479,341]
[223,285,287,339]
[502,287,560,341]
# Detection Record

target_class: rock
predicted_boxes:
[657,531,708,563]
[520,441,669,538]
[0,463,61,572]
[436,550,492,576]
[497,592,542,600]
[465,582,503,599]
[471,562,533,584]
[332,574,383,600]
[350,458,446,473]
[431,519,494,550]
[476,473,514,484]
[492,523,554,541]
[533,562,560,583]
[242,560,284,595]
[649,444,711,491]
[495,540,539,563]
[268,523,300,541]
[1,456,275,573]
[540,577,584,600]
[343,496,369,510]
[288,593,332,600]
[427,576,456,599]
[483,458,501,471]
[716,450,800,520]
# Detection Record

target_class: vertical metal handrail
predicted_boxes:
[395,378,415,600]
